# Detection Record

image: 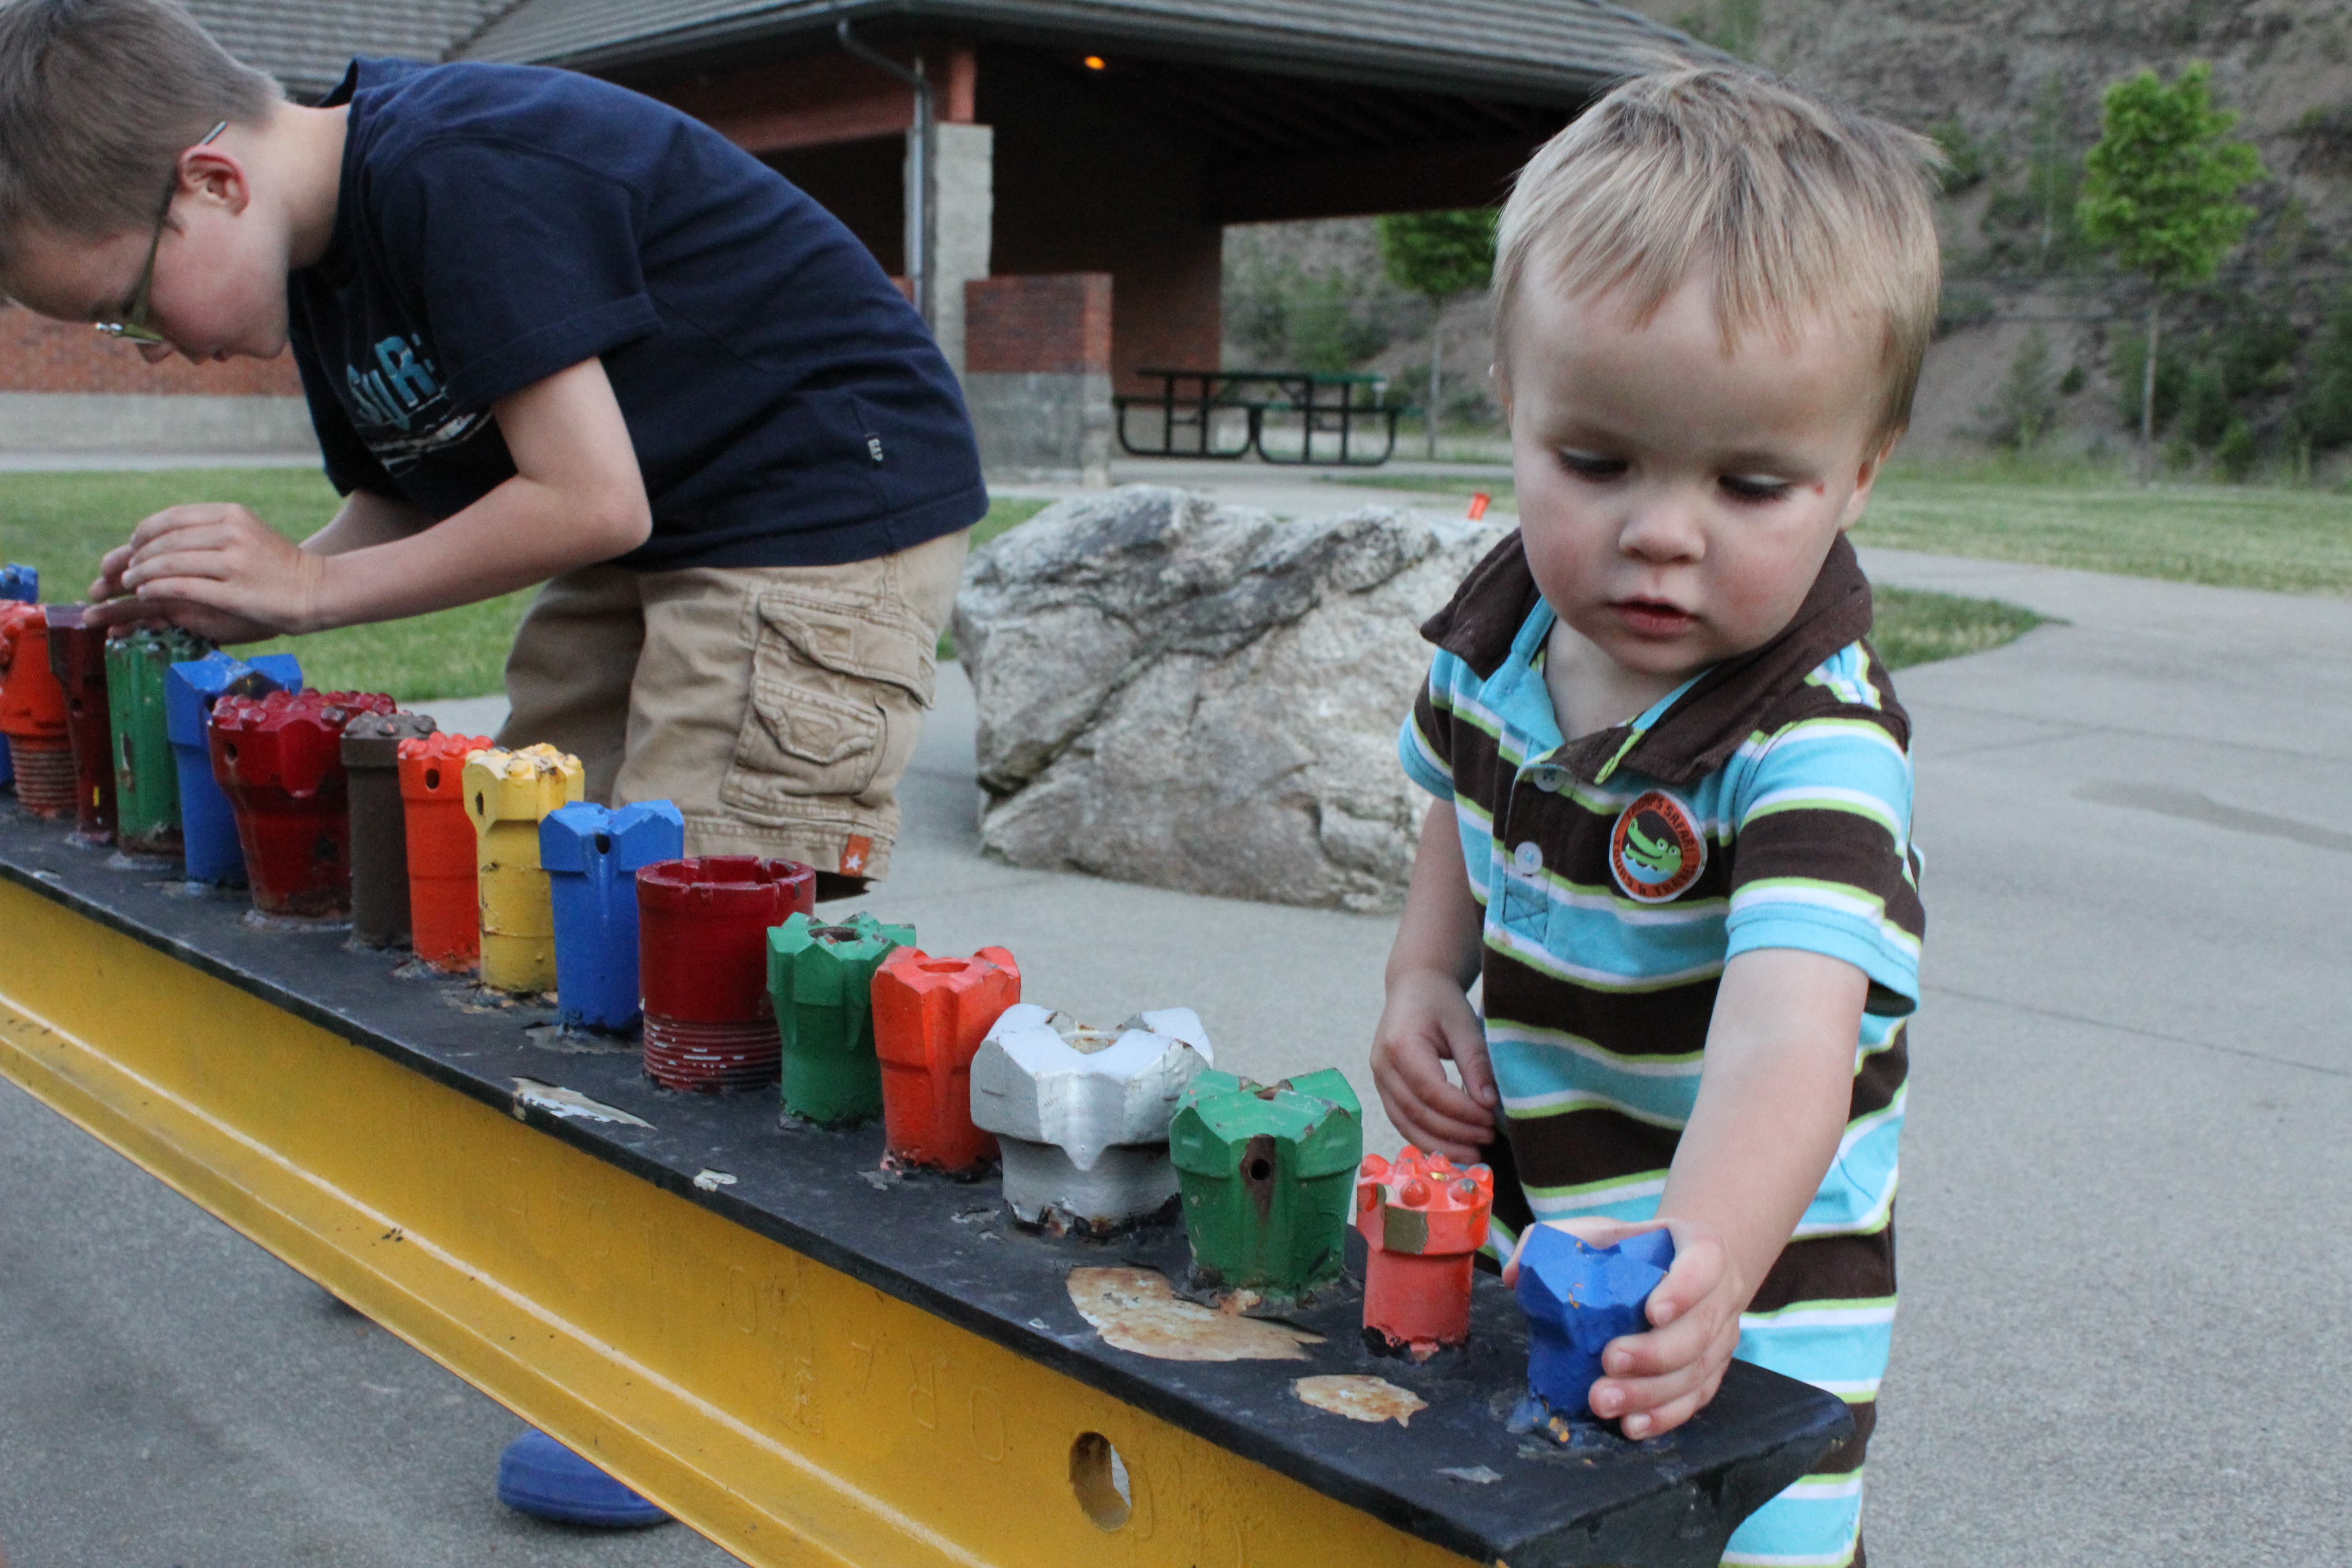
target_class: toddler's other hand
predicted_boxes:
[1371,968,1497,1162]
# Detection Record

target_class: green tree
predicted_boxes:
[2076,62,2265,480]
[1377,208,1497,457]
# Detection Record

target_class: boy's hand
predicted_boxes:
[87,504,325,640]
[1501,1216,1744,1440]
[1372,967,1498,1161]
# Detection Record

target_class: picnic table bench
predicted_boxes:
[1115,368,1404,466]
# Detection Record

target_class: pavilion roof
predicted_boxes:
[184,0,519,96]
[457,0,1705,106]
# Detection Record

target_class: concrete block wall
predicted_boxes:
[962,273,1113,485]
[0,304,313,454]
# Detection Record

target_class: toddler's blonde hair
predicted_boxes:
[1495,67,1943,443]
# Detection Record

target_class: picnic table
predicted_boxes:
[1115,368,1404,466]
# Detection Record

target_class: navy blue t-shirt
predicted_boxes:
[287,59,986,571]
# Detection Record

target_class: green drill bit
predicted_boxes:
[770,911,916,1127]
[1169,1067,1362,1298]
[106,627,212,857]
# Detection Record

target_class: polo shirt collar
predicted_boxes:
[1420,531,1877,787]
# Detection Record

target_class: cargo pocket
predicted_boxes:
[721,593,936,819]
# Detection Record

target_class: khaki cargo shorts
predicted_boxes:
[496,529,969,883]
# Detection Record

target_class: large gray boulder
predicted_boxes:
[952,486,1507,912]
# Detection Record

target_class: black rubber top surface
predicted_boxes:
[0,808,1852,1568]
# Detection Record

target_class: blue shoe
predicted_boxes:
[496,1429,669,1528]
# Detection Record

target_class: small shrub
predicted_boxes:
[1442,382,1497,427]
[1674,0,1760,58]
[2209,294,2299,398]
[2176,360,2234,448]
[2295,297,2352,449]
[2110,328,2189,432]
[1936,288,1995,338]
[1225,259,1389,372]
[1283,273,1390,372]
[2215,417,2259,479]
[1929,118,1995,192]
[1975,326,2062,451]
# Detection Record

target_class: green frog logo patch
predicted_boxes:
[1608,790,1705,903]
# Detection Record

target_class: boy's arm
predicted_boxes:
[1582,946,1867,1438]
[1372,799,1500,1161]
[300,488,437,555]
[88,489,437,644]
[86,357,649,638]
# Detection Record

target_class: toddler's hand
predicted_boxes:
[1505,1222,1749,1439]
[1371,968,1498,1162]
[1501,1217,1744,1440]
[86,504,325,640]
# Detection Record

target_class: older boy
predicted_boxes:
[0,0,983,892]
[1373,69,1936,1566]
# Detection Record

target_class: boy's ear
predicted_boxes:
[181,146,253,217]
[1492,362,1512,426]
[1836,426,1904,532]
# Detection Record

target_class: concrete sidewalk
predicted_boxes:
[1852,547,2352,1564]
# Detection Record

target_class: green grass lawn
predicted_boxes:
[0,470,1054,700]
[971,495,1052,550]
[1332,458,2352,597]
[1326,472,2055,667]
[0,468,2038,682]
[1871,586,2047,671]
[1860,461,2352,596]
[0,465,533,701]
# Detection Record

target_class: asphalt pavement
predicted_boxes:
[5,467,2349,1564]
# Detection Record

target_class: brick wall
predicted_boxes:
[962,273,1113,481]
[964,274,1112,376]
[0,303,304,396]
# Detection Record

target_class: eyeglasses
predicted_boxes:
[95,121,227,346]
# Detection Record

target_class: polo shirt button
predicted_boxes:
[1532,769,1562,793]
[1512,841,1543,873]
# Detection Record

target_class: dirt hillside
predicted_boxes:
[1227,3,2352,461]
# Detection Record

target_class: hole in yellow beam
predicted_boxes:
[1068,1431,1132,1530]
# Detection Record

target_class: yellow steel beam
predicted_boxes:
[0,877,1479,1568]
